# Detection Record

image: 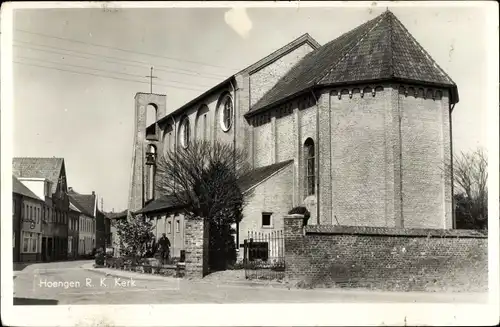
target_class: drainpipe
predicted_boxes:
[171,116,177,194]
[310,88,320,225]
[229,79,237,169]
[229,78,238,247]
[449,102,456,228]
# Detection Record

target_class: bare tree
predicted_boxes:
[156,140,251,221]
[451,148,488,230]
[156,140,252,269]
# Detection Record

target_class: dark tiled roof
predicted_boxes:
[12,157,65,194]
[154,33,321,128]
[68,189,96,217]
[238,160,294,192]
[104,210,128,219]
[250,10,458,114]
[134,195,182,215]
[134,160,293,215]
[12,175,42,201]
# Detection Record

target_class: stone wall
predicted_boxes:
[284,215,488,292]
[184,216,209,278]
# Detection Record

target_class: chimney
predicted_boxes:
[68,187,73,192]
[92,191,95,196]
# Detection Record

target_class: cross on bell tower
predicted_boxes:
[146,67,158,94]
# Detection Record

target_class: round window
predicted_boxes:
[179,118,190,149]
[219,95,233,132]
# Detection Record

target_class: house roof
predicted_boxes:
[135,160,294,215]
[12,175,42,201]
[238,160,294,192]
[69,201,82,213]
[12,157,65,194]
[154,33,321,128]
[104,210,128,220]
[249,10,458,115]
[134,195,183,215]
[68,189,96,217]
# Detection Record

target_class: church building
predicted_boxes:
[127,11,459,259]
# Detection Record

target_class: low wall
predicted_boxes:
[284,215,488,292]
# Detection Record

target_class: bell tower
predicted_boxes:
[127,92,167,217]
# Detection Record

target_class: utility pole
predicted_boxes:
[145,66,158,94]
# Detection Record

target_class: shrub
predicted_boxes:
[288,206,311,225]
[94,249,105,267]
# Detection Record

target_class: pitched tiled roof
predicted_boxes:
[238,160,294,192]
[134,195,182,215]
[249,10,458,115]
[134,160,293,215]
[104,210,128,220]
[12,175,42,201]
[12,157,65,195]
[69,201,82,213]
[154,33,321,128]
[68,189,96,217]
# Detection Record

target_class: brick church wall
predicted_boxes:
[397,87,453,228]
[249,43,315,107]
[327,86,392,227]
[284,215,488,292]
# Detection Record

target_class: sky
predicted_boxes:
[12,4,491,212]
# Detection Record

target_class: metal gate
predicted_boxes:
[243,230,285,280]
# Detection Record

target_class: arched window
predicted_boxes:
[196,105,210,141]
[304,138,315,196]
[179,117,190,148]
[219,94,233,132]
[146,104,158,135]
[162,126,173,155]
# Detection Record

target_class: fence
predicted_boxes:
[243,230,285,280]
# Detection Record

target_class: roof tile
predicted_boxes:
[12,157,64,194]
[250,10,458,114]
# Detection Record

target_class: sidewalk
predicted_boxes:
[81,262,292,288]
[79,263,489,302]
[81,262,177,281]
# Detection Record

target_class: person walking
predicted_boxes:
[158,233,171,265]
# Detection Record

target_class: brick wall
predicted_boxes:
[284,215,488,292]
[398,86,452,228]
[238,163,294,260]
[184,216,209,278]
[249,43,315,107]
[327,86,391,227]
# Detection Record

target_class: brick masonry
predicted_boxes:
[284,215,488,292]
[184,216,209,278]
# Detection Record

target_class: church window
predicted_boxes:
[179,117,191,149]
[304,138,315,196]
[219,95,233,132]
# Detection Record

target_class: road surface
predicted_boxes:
[13,260,488,305]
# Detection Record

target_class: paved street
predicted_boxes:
[13,261,488,305]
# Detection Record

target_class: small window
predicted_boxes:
[167,221,172,234]
[262,213,272,227]
[176,220,180,233]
